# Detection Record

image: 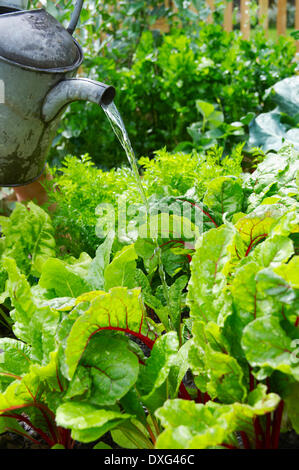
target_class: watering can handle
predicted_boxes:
[67,0,84,35]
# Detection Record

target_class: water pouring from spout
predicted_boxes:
[0,0,115,186]
[101,102,149,211]
[101,101,171,310]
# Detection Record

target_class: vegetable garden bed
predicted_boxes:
[0,0,298,451]
[0,144,298,450]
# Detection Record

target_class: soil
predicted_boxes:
[0,431,117,450]
[1,429,299,449]
[279,431,299,449]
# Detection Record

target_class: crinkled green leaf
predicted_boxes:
[137,332,179,412]
[64,287,153,379]
[250,235,294,268]
[168,275,188,332]
[235,204,287,255]
[187,225,242,324]
[204,176,244,222]
[204,347,247,403]
[190,321,246,403]
[270,210,299,238]
[85,230,115,290]
[155,385,280,449]
[0,202,56,277]
[242,316,299,380]
[256,268,298,308]
[67,331,139,407]
[3,258,59,363]
[0,351,60,420]
[231,261,263,326]
[56,402,132,443]
[244,146,299,204]
[275,255,299,289]
[0,338,31,392]
[104,244,137,290]
[39,254,92,298]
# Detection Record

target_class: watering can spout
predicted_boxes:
[42,78,116,123]
[0,4,116,186]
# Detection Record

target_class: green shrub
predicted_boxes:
[49,26,296,167]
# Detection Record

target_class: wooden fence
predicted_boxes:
[153,0,299,50]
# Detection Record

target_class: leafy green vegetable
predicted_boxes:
[155,385,280,449]
[0,202,56,277]
[242,317,299,381]
[249,76,299,152]
[0,145,298,450]
[56,403,132,443]
[64,287,154,380]
[67,331,139,406]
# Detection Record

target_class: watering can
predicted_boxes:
[0,0,115,186]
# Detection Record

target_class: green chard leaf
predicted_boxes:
[168,275,188,333]
[0,351,61,424]
[3,258,60,363]
[241,316,299,380]
[64,287,156,380]
[189,321,247,403]
[235,204,287,256]
[243,146,299,206]
[0,202,56,277]
[111,418,155,449]
[250,234,294,268]
[187,224,243,325]
[203,176,244,222]
[56,402,132,443]
[155,385,279,449]
[137,332,179,413]
[66,331,139,407]
[104,244,138,290]
[85,230,115,290]
[0,338,31,392]
[39,254,92,298]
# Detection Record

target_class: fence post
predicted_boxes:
[241,0,251,39]
[150,0,170,32]
[277,0,287,36]
[259,0,269,33]
[206,0,215,23]
[224,0,233,32]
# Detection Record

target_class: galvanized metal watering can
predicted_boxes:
[0,0,115,186]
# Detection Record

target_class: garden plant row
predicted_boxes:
[0,144,298,449]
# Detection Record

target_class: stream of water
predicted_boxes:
[101,101,170,311]
[101,102,149,211]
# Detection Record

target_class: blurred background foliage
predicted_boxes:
[32,1,297,168]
